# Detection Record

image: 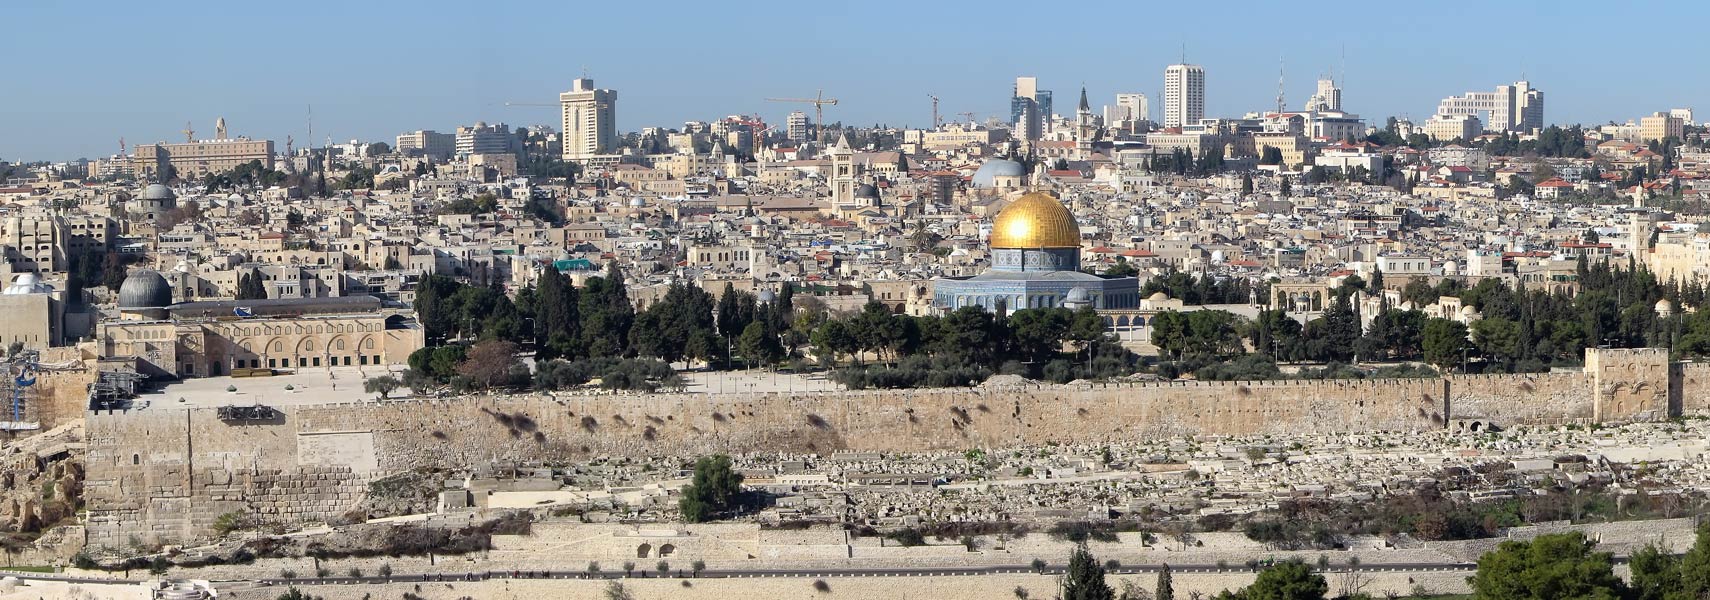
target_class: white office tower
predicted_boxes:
[1434,81,1544,133]
[1163,64,1205,128]
[786,111,809,143]
[559,77,618,161]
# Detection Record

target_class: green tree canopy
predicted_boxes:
[1469,532,1625,600]
[1242,560,1327,600]
[1061,543,1114,600]
[679,455,744,523]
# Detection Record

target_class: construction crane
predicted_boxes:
[181,121,195,143]
[765,90,838,141]
[504,101,557,108]
[957,112,977,125]
[927,94,941,128]
[725,116,769,155]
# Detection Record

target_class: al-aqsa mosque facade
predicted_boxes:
[933,192,1140,313]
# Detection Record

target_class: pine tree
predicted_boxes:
[1681,523,1710,599]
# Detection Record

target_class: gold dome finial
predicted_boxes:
[989,192,1080,249]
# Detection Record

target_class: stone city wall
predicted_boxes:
[82,408,366,551]
[1444,372,1591,425]
[82,349,1688,548]
[287,377,1448,471]
[1676,362,1710,415]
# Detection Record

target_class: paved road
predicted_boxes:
[250,561,1483,587]
[0,570,134,584]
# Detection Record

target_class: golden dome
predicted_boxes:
[989,192,1081,249]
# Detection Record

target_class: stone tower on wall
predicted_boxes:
[1585,348,1670,422]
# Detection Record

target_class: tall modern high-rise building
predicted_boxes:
[1163,64,1205,128]
[786,111,809,143]
[1112,93,1148,122]
[1434,81,1543,134]
[559,77,618,162]
[1305,78,1341,112]
[1010,76,1052,141]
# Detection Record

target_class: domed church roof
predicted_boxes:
[989,192,1081,249]
[971,158,1025,187]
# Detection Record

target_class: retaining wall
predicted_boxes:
[82,348,1687,548]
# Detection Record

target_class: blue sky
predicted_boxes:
[3,0,1703,161]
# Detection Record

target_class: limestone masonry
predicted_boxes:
[82,348,1709,548]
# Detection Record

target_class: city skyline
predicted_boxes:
[4,0,1705,161]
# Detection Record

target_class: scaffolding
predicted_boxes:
[2,351,42,431]
[87,369,145,412]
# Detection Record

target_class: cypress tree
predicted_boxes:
[1061,544,1114,600]
[535,265,580,360]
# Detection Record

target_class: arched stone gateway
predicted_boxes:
[1588,348,1669,422]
